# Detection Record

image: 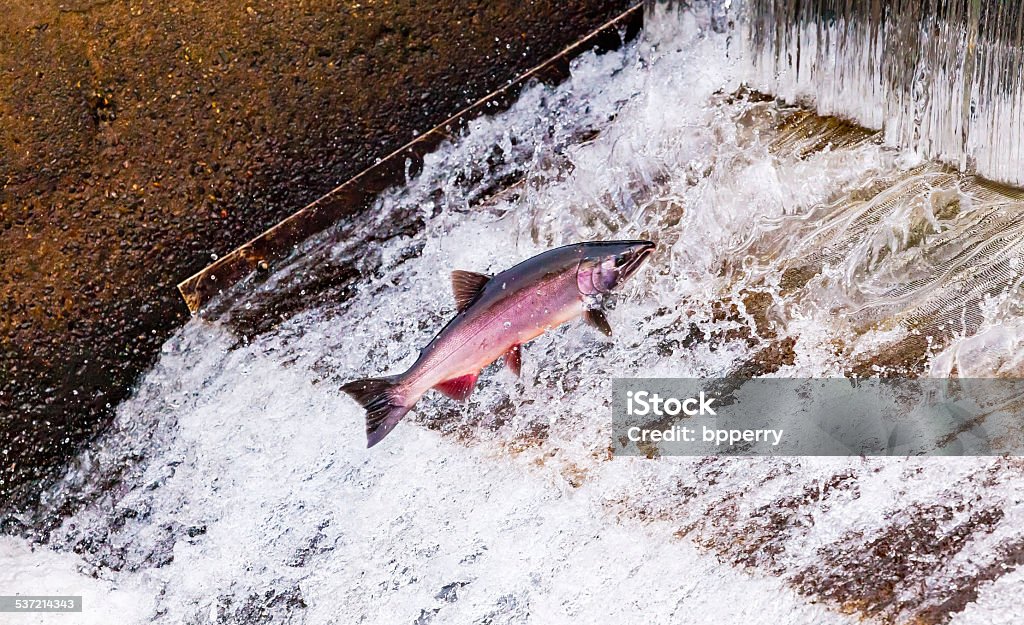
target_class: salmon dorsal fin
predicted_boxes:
[584,309,612,336]
[434,372,479,401]
[451,270,491,312]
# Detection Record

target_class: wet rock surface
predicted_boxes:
[0,0,632,517]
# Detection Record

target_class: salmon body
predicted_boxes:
[342,240,655,447]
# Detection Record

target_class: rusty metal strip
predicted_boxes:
[177,3,645,314]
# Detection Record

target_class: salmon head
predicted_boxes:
[576,240,656,296]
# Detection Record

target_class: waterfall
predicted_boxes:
[744,0,1024,186]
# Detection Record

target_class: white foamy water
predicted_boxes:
[5,5,1024,625]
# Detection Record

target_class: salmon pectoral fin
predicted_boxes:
[504,344,522,377]
[584,308,613,336]
[341,376,412,448]
[434,372,480,401]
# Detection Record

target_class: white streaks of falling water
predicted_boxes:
[743,0,1024,187]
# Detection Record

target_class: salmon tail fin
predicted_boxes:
[340,376,414,448]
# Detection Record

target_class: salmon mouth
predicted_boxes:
[616,241,655,282]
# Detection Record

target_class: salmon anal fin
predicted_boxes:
[504,344,522,377]
[434,372,479,401]
[451,270,492,312]
[584,308,612,336]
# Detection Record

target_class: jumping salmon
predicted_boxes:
[342,240,655,447]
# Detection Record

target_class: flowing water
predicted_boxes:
[5,4,1024,624]
[744,0,1024,187]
